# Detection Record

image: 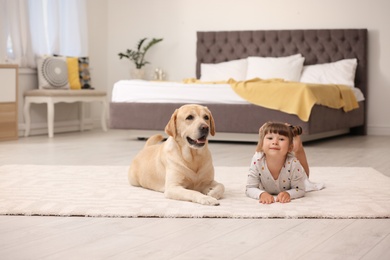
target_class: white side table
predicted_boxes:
[24,89,108,138]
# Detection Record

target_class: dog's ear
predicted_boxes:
[165,109,178,137]
[206,107,216,136]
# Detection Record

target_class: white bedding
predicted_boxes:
[111,80,248,104]
[111,80,365,103]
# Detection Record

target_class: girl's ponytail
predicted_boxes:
[289,125,302,136]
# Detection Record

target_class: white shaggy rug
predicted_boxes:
[1,165,389,219]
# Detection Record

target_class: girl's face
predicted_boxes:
[262,132,291,157]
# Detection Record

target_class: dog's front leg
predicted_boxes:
[164,185,220,206]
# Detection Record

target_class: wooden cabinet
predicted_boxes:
[0,64,18,141]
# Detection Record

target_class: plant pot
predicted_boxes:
[130,68,145,79]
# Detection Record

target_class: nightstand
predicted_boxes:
[0,64,18,141]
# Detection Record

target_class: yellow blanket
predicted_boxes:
[183,78,359,121]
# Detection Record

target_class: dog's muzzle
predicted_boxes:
[186,124,209,148]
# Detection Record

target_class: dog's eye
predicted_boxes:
[204,115,209,120]
[186,115,194,120]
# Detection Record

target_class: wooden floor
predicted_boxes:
[1,130,390,259]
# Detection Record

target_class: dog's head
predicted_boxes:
[165,104,215,149]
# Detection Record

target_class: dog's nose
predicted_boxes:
[200,124,209,135]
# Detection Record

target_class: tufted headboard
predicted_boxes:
[196,29,368,97]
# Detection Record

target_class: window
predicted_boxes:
[0,0,88,68]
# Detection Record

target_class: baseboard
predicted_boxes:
[367,126,390,136]
[18,120,94,137]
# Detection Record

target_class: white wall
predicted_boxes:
[86,0,108,121]
[87,0,390,136]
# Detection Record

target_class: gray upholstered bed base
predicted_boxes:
[110,29,367,142]
[110,101,364,142]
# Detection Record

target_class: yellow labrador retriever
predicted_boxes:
[128,104,225,206]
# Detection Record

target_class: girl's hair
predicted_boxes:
[255,121,302,152]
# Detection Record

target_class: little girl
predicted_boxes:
[246,121,323,204]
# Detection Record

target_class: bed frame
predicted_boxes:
[110,29,367,142]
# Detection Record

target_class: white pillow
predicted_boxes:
[300,58,358,88]
[37,56,70,89]
[245,54,305,81]
[200,58,247,81]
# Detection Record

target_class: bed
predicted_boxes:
[110,29,367,142]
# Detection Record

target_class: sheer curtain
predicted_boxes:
[0,0,34,67]
[0,0,88,68]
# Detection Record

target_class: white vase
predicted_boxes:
[130,68,145,79]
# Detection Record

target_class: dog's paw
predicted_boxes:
[198,196,220,206]
[205,184,225,200]
[207,189,223,200]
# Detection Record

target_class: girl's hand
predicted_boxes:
[276,192,291,203]
[259,192,275,204]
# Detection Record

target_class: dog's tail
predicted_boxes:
[145,134,165,147]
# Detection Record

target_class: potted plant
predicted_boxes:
[118,37,163,79]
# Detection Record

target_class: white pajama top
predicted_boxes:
[246,152,306,200]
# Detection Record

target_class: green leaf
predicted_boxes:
[118,37,163,69]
